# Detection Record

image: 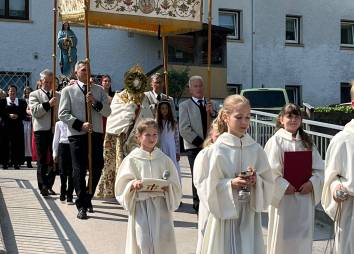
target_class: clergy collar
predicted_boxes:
[6,97,19,106]
[130,147,164,160]
[275,128,301,141]
[344,119,354,134]
[216,132,255,147]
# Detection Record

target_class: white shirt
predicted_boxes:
[192,96,205,106]
[6,97,19,106]
[52,120,70,158]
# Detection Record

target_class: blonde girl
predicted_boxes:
[199,95,273,254]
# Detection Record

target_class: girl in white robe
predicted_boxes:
[199,95,274,254]
[322,118,354,254]
[156,100,181,182]
[115,119,182,254]
[265,103,324,254]
[193,119,225,254]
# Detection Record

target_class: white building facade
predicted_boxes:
[1,0,354,106]
[0,0,161,92]
[215,0,354,106]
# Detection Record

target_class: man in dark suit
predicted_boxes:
[179,76,215,213]
[0,85,27,169]
[29,69,58,196]
[59,60,111,220]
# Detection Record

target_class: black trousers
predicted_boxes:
[58,143,74,199]
[34,130,53,190]
[186,148,202,212]
[69,133,104,210]
[2,122,24,166]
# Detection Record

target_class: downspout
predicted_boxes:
[251,0,254,88]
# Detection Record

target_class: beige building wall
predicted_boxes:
[169,65,229,99]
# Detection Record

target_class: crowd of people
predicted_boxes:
[0,60,353,254]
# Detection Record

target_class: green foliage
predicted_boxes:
[167,68,190,104]
[314,105,353,113]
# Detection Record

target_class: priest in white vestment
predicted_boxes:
[200,132,274,254]
[265,128,324,254]
[115,147,182,254]
[97,65,153,198]
[322,118,354,254]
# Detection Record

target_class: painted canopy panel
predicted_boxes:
[58,0,202,36]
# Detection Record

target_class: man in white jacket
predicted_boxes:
[322,81,354,254]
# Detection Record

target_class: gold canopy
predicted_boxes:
[58,0,202,36]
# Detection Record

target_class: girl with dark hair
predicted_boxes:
[265,103,324,254]
[156,100,181,181]
[101,74,115,99]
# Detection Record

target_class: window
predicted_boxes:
[0,71,31,95]
[340,82,351,103]
[285,85,302,105]
[286,16,301,44]
[219,9,241,40]
[341,21,354,46]
[0,0,29,20]
[227,83,242,94]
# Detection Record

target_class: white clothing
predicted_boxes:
[159,120,180,180]
[193,145,213,254]
[23,120,32,157]
[321,119,354,254]
[199,132,274,254]
[6,97,19,106]
[264,128,324,254]
[52,121,70,158]
[105,91,153,136]
[115,147,182,254]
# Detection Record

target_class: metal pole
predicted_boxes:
[207,0,213,127]
[162,36,169,96]
[84,0,93,194]
[52,0,57,129]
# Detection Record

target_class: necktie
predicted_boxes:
[83,85,88,121]
[197,99,207,138]
[156,94,161,101]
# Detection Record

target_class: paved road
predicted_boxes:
[0,157,331,253]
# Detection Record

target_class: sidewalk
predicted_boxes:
[0,157,331,253]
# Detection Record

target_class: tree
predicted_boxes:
[167,67,190,105]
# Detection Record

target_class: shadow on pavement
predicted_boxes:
[0,177,88,254]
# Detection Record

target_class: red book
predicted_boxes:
[283,150,312,191]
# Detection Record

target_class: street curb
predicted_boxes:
[0,189,7,254]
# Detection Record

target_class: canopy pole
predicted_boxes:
[207,0,213,127]
[52,0,57,129]
[162,36,169,96]
[84,0,93,195]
